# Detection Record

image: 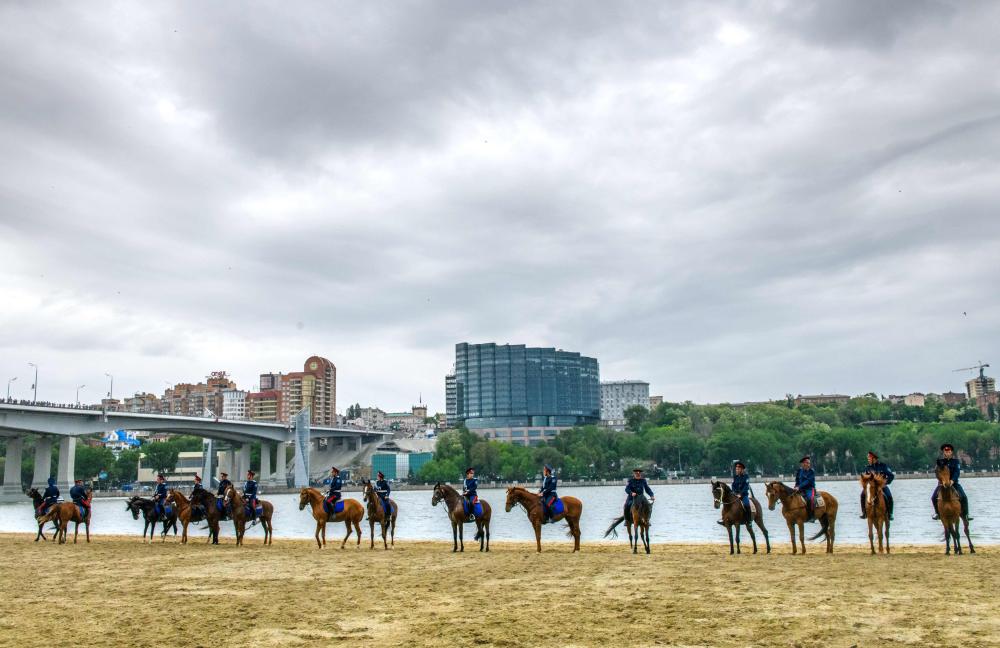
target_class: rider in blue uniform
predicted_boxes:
[538,465,558,523]
[153,474,168,520]
[793,456,816,521]
[69,478,89,516]
[243,470,259,521]
[374,471,391,516]
[860,451,894,520]
[326,467,343,512]
[216,471,232,497]
[40,476,59,516]
[462,467,478,519]
[190,473,206,519]
[625,467,655,519]
[933,443,972,520]
[725,460,751,525]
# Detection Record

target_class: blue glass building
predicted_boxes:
[452,342,600,444]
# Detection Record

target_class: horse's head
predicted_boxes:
[504,486,519,512]
[431,482,444,507]
[26,488,40,501]
[711,480,724,509]
[764,482,782,510]
[936,462,952,488]
[361,480,374,502]
[125,498,141,519]
[223,486,236,507]
[298,488,310,511]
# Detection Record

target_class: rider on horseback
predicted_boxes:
[625,468,654,520]
[153,474,168,520]
[39,476,59,516]
[326,466,343,512]
[374,471,391,515]
[190,473,206,519]
[933,443,972,521]
[793,456,816,522]
[70,478,89,516]
[217,471,232,497]
[860,451,894,521]
[243,470,259,522]
[718,460,750,526]
[538,465,558,523]
[462,467,478,520]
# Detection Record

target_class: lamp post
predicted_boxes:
[27,362,38,403]
[76,384,86,405]
[105,373,114,400]
[5,376,16,400]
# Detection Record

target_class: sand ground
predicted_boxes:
[0,532,997,648]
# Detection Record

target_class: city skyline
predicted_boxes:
[2,2,999,412]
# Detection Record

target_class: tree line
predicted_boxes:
[416,397,999,482]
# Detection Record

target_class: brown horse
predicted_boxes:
[505,486,582,553]
[860,473,890,554]
[167,489,195,544]
[603,493,653,554]
[298,487,364,549]
[765,481,838,554]
[431,482,491,552]
[26,488,60,541]
[935,463,974,555]
[187,487,223,545]
[40,489,92,544]
[710,480,770,555]
[362,480,397,550]
[224,486,274,546]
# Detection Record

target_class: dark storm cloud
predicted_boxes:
[1,0,999,409]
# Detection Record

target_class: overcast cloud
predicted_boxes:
[2,1,999,412]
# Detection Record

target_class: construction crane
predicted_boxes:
[954,362,991,397]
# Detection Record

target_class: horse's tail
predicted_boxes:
[604,516,626,538]
[809,515,830,542]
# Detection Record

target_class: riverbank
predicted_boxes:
[1,534,998,648]
[88,469,1000,498]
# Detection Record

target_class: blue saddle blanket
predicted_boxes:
[76,504,88,519]
[155,504,173,518]
[215,498,231,518]
[463,499,484,518]
[243,503,264,518]
[546,497,564,517]
[323,499,346,515]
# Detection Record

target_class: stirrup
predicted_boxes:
[932,514,940,520]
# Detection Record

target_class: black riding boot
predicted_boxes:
[932,496,940,520]
[961,497,973,521]
[859,491,867,519]
[886,496,894,521]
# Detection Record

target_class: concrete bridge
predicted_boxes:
[0,403,390,501]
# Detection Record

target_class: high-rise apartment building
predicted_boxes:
[966,375,996,400]
[445,373,459,427]
[221,388,248,420]
[162,371,236,417]
[246,390,281,422]
[600,380,651,424]
[453,342,600,444]
[279,356,337,426]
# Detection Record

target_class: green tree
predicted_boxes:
[624,405,649,432]
[75,445,115,480]
[111,449,141,484]
[142,442,179,475]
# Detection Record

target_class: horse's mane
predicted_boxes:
[435,482,459,496]
[713,480,732,494]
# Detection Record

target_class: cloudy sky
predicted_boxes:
[1,1,998,412]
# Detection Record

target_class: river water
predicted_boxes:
[3,478,997,545]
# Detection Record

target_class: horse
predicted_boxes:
[26,488,60,541]
[860,473,890,554]
[935,462,974,555]
[223,486,274,546]
[167,489,198,544]
[361,480,397,550]
[603,493,652,554]
[125,496,177,543]
[298,487,364,549]
[764,481,838,554]
[711,480,770,555]
[431,482,491,552]
[505,486,582,553]
[40,489,92,544]
[187,488,223,545]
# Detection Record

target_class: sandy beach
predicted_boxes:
[1,533,998,648]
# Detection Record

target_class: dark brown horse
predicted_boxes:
[26,488,59,541]
[505,486,582,553]
[125,496,177,543]
[860,473,890,554]
[711,480,770,555]
[362,480,397,550]
[187,488,223,544]
[40,489,92,544]
[299,487,364,549]
[603,493,652,554]
[935,463,974,555]
[765,481,838,554]
[431,482,491,552]
[224,486,274,546]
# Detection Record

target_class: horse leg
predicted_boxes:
[885,519,890,554]
[459,520,465,552]
[452,520,458,552]
[868,519,875,555]
[786,520,797,555]
[633,518,639,554]
[758,516,771,554]
[798,522,806,555]
[746,522,757,554]
[486,520,491,552]
[391,515,396,547]
[627,519,634,552]
[735,523,742,554]
[944,522,951,554]
[643,523,650,554]
[572,517,581,552]
[953,523,962,555]
[727,524,734,555]
[382,520,389,550]
[963,518,975,554]
[534,520,542,553]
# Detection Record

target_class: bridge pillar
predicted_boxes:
[222,448,235,478]
[238,444,251,480]
[1,436,24,501]
[260,441,273,487]
[56,436,76,492]
[293,408,310,488]
[201,439,214,485]
[30,436,54,489]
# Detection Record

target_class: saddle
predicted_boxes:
[323,499,345,517]
[542,497,564,523]
[463,499,483,519]
[77,504,89,519]
[215,498,232,519]
[243,502,264,518]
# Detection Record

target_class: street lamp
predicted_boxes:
[76,384,86,405]
[105,373,114,400]
[27,362,38,403]
[5,376,16,401]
